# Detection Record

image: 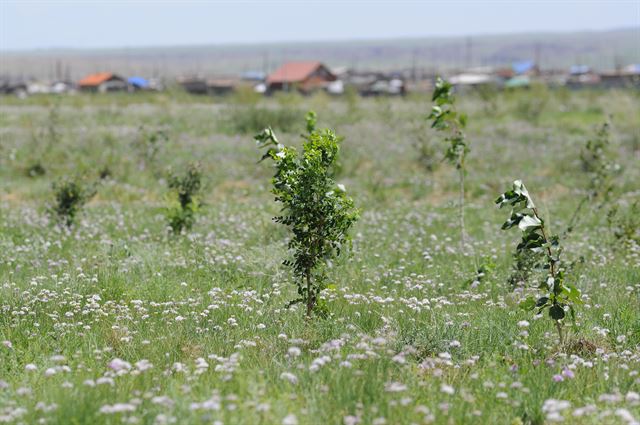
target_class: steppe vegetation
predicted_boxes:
[0,86,639,424]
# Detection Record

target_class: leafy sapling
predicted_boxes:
[496,180,582,345]
[166,163,202,234]
[465,257,495,288]
[607,200,640,248]
[256,112,359,318]
[428,77,470,252]
[412,118,439,173]
[565,122,620,237]
[133,126,169,174]
[50,177,97,227]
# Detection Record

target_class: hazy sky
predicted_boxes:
[1,0,639,50]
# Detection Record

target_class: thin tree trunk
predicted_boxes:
[458,166,466,254]
[305,271,313,318]
[555,320,564,346]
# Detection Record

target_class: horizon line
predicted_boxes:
[2,26,638,54]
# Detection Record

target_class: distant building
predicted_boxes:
[565,65,600,89]
[449,73,495,87]
[599,64,640,90]
[78,73,128,92]
[50,80,76,94]
[266,61,336,94]
[512,60,538,76]
[504,75,531,89]
[177,77,208,95]
[0,76,28,97]
[206,78,238,95]
[342,70,406,96]
[240,71,266,82]
[128,76,150,90]
[177,76,240,95]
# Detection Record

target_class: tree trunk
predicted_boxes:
[305,271,313,318]
[458,166,466,254]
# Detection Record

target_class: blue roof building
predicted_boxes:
[512,61,536,75]
[128,76,149,89]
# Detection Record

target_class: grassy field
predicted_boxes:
[0,87,639,425]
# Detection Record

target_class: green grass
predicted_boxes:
[0,89,639,424]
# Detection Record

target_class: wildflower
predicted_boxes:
[280,372,298,385]
[282,414,298,425]
[99,403,136,414]
[561,367,575,379]
[343,415,360,425]
[135,359,153,372]
[287,347,301,357]
[96,377,115,386]
[440,384,455,395]
[626,391,640,403]
[108,358,131,372]
[385,382,408,392]
[151,396,174,408]
[2,341,12,349]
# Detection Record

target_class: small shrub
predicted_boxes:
[507,249,542,288]
[607,200,640,247]
[166,163,202,234]
[256,112,359,317]
[474,84,499,115]
[133,126,168,173]
[514,83,549,123]
[226,106,300,134]
[50,177,97,227]
[580,122,611,173]
[565,122,621,237]
[46,102,62,147]
[497,180,582,345]
[231,85,262,106]
[466,257,495,287]
[98,166,112,180]
[25,161,46,178]
[412,120,439,173]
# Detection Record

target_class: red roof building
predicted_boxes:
[78,72,127,92]
[266,61,336,93]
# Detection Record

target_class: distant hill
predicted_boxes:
[1,28,638,80]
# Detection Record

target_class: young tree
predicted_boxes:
[50,177,97,227]
[428,77,470,253]
[496,180,582,345]
[166,162,202,234]
[564,122,620,237]
[256,112,359,317]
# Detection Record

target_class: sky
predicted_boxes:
[1,0,639,51]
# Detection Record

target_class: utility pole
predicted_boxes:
[411,48,417,81]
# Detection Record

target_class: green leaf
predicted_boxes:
[459,113,468,128]
[536,296,549,307]
[518,215,542,231]
[549,304,565,320]
[519,296,536,311]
